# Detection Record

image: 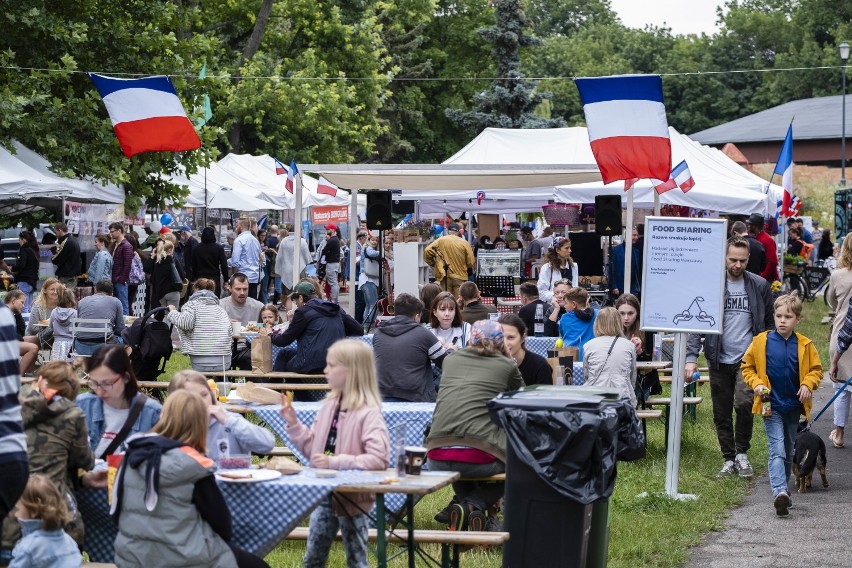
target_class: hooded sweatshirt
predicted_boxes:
[373,315,447,402]
[270,298,363,373]
[50,307,77,340]
[558,307,598,361]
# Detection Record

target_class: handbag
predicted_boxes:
[129,253,145,285]
[251,334,273,373]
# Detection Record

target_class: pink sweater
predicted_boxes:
[287,400,390,516]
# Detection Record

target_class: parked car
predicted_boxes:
[1,226,56,267]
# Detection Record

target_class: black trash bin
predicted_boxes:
[488,385,645,568]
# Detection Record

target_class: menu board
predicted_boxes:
[640,217,727,334]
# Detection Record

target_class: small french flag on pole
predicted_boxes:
[88,74,201,158]
[317,176,338,197]
[671,160,695,192]
[274,158,288,176]
[286,160,298,194]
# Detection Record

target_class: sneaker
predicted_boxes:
[468,509,486,532]
[734,453,754,477]
[717,460,737,477]
[774,492,791,516]
[434,496,459,524]
[448,503,468,531]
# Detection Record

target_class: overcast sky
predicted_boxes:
[609,0,726,37]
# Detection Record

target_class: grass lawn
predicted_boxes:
[158,299,831,568]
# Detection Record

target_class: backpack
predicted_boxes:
[798,240,814,260]
[126,307,173,380]
[128,253,145,285]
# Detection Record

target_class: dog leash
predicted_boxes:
[808,375,852,427]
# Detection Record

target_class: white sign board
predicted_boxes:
[640,217,727,334]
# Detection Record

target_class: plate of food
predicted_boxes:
[216,468,282,483]
[244,323,262,332]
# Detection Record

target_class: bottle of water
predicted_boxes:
[534,304,545,337]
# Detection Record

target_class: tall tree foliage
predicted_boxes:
[445,0,564,134]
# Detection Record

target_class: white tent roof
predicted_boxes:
[554,127,782,214]
[399,127,782,215]
[161,161,283,210]
[9,140,124,203]
[0,144,75,198]
[216,154,353,208]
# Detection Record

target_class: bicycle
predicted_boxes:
[802,261,831,304]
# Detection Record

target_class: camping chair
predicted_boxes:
[69,318,113,376]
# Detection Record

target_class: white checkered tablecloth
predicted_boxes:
[254,402,435,466]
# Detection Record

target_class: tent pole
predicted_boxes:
[203,165,208,228]
[624,190,634,294]
[349,188,357,314]
[654,187,661,216]
[292,173,304,293]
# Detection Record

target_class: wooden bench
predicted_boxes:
[636,409,663,420]
[287,526,508,568]
[644,396,704,446]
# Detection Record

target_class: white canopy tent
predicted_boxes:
[216,154,357,209]
[162,161,281,210]
[403,127,781,216]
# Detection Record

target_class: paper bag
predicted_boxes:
[251,335,273,373]
[547,347,577,384]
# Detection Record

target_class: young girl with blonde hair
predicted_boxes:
[9,475,82,567]
[279,339,390,568]
[168,370,274,459]
[112,390,270,568]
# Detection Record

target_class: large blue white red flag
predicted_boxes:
[575,74,671,185]
[88,74,201,158]
[773,123,794,217]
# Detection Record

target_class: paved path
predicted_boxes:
[685,375,851,567]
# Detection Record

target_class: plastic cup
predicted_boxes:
[404,446,427,476]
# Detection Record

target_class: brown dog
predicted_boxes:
[792,428,829,493]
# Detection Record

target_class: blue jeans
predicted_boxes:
[764,409,799,496]
[113,283,129,315]
[74,340,108,356]
[361,282,377,324]
[17,282,33,313]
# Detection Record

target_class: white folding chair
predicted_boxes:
[69,318,112,360]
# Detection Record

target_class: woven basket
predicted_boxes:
[542,204,580,226]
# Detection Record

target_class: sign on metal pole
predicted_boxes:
[641,216,727,499]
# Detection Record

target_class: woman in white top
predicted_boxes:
[425,292,472,354]
[582,307,637,407]
[536,236,579,302]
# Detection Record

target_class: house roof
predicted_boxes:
[691,95,850,144]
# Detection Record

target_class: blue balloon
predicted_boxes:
[160,213,173,226]
[433,225,444,236]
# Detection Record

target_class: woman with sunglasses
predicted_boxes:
[536,236,579,302]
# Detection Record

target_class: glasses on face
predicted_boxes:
[89,375,122,391]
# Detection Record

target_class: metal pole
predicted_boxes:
[624,190,634,294]
[843,62,848,188]
[203,165,208,227]
[654,188,661,216]
[665,333,688,497]
[292,173,303,291]
[348,188,357,314]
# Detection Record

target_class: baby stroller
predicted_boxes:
[125,306,174,382]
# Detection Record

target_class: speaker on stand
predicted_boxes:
[595,195,623,304]
[366,191,393,230]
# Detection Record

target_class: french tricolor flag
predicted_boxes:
[286,160,298,194]
[651,161,695,194]
[773,123,794,217]
[317,176,338,197]
[575,74,671,184]
[274,158,288,176]
[88,74,201,158]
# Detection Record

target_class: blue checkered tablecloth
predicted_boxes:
[254,402,435,466]
[80,468,443,562]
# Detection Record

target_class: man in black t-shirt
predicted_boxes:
[517,282,548,335]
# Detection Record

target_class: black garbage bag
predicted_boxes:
[489,394,645,505]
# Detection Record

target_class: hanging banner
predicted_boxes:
[64,201,125,237]
[640,216,727,334]
[311,205,349,225]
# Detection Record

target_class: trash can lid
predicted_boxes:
[488,385,621,411]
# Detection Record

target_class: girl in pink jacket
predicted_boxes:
[279,339,390,568]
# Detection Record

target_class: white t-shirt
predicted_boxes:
[95,404,131,457]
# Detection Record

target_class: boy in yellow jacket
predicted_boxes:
[741,293,822,517]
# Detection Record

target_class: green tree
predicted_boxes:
[446,0,564,134]
[525,0,617,37]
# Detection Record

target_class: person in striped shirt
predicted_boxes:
[0,304,28,520]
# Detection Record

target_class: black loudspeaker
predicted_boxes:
[595,195,622,236]
[366,191,393,230]
[568,233,604,276]
[393,199,415,215]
